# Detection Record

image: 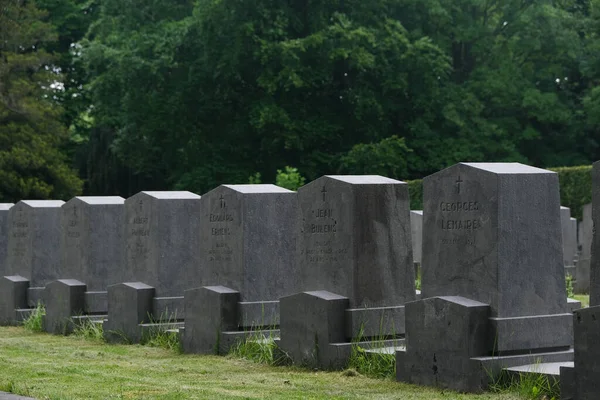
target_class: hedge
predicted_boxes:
[406,165,592,220]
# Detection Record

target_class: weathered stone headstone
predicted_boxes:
[6,200,65,287]
[561,206,578,267]
[0,204,14,278]
[198,184,298,301]
[122,191,202,297]
[61,197,125,291]
[399,163,572,392]
[577,203,592,293]
[421,163,568,320]
[297,175,415,307]
[411,210,423,266]
[592,160,600,306]
[278,175,414,367]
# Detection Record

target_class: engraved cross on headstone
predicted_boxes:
[321,187,327,202]
[456,176,463,194]
[219,194,226,209]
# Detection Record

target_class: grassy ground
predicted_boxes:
[0,327,528,400]
[573,294,590,308]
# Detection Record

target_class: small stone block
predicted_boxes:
[0,276,29,325]
[490,313,573,353]
[573,305,600,399]
[279,291,349,368]
[345,305,405,338]
[559,364,576,400]
[182,286,240,354]
[238,301,279,328]
[153,296,184,321]
[103,282,155,343]
[44,279,87,334]
[84,291,107,314]
[397,296,491,392]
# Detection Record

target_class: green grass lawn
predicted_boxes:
[0,326,528,400]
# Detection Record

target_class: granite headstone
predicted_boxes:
[0,204,13,278]
[198,184,298,301]
[61,196,125,291]
[6,200,65,287]
[411,210,423,265]
[122,191,201,297]
[421,163,568,320]
[297,175,415,307]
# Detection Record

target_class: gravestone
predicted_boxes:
[61,197,125,291]
[561,206,577,267]
[399,163,572,392]
[278,175,414,368]
[122,191,202,297]
[297,175,415,307]
[577,203,592,293]
[592,161,600,306]
[6,200,65,287]
[421,163,568,320]
[411,210,423,266]
[198,184,298,302]
[0,204,14,278]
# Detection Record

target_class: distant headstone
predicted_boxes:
[6,200,65,287]
[577,203,593,293]
[422,163,568,320]
[297,175,415,307]
[560,206,577,267]
[591,161,600,305]
[61,197,125,291]
[198,184,298,301]
[122,191,201,297]
[411,211,423,265]
[0,204,14,278]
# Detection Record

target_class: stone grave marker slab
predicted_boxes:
[297,175,414,307]
[198,184,298,301]
[0,204,13,278]
[422,163,568,319]
[61,197,125,291]
[122,191,201,297]
[6,200,64,287]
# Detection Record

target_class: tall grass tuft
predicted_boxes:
[22,303,45,333]
[229,330,291,366]
[141,311,182,353]
[489,366,560,400]
[72,318,104,341]
[347,326,396,380]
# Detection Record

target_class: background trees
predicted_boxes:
[2,0,600,199]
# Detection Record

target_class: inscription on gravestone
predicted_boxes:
[123,191,202,297]
[6,200,65,287]
[61,197,125,291]
[422,163,566,318]
[298,175,415,308]
[199,184,298,302]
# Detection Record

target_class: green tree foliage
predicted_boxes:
[0,0,82,201]
[340,135,411,178]
[275,166,306,191]
[16,0,600,197]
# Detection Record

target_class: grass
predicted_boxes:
[22,303,45,333]
[0,326,528,400]
[565,274,575,299]
[489,368,560,400]
[573,294,590,308]
[229,330,290,366]
[72,318,104,342]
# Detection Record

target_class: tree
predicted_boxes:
[0,0,82,201]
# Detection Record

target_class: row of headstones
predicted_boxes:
[0,163,592,397]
